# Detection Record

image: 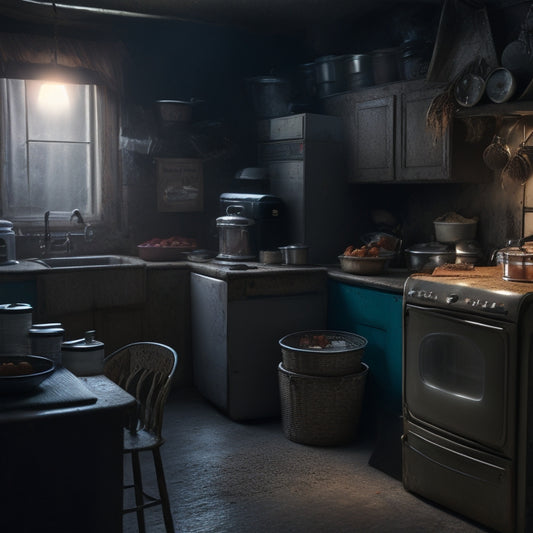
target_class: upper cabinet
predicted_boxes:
[323,80,493,184]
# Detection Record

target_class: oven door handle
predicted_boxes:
[406,304,506,333]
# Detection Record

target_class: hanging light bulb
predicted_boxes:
[37,1,69,112]
[38,81,69,111]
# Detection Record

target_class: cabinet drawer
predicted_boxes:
[257,113,342,142]
[258,141,304,161]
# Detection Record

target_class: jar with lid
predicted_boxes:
[29,324,65,365]
[61,330,105,376]
[0,219,17,265]
[0,303,32,355]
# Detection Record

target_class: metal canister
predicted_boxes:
[0,303,32,355]
[216,205,256,260]
[29,325,65,365]
[61,330,105,376]
[314,55,346,97]
[371,48,400,85]
[343,54,373,90]
[0,220,17,265]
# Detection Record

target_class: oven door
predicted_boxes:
[404,304,516,452]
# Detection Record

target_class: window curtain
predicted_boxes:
[0,32,127,94]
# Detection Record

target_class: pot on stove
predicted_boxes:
[501,234,533,281]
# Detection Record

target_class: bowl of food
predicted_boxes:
[339,243,395,275]
[279,330,367,376]
[434,212,478,243]
[0,355,55,395]
[137,235,197,261]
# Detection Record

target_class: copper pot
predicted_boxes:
[501,235,533,281]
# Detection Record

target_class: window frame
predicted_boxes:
[0,73,120,233]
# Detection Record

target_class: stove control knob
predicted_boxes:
[446,294,458,304]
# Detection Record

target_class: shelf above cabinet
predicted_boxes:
[456,100,533,118]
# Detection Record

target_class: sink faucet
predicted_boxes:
[42,209,90,256]
[70,209,84,225]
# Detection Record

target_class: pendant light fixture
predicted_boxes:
[38,1,70,111]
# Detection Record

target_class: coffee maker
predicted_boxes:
[219,193,286,255]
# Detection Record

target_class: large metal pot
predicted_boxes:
[405,242,456,272]
[246,76,291,119]
[501,235,533,281]
[279,244,309,265]
[216,206,256,260]
[155,100,193,124]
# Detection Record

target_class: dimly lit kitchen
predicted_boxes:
[2,0,533,532]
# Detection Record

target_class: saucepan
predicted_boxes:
[500,234,533,281]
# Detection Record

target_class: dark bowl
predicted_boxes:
[0,355,55,395]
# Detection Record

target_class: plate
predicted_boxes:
[0,355,55,395]
[485,67,516,104]
[454,73,485,107]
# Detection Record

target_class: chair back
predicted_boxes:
[104,342,177,437]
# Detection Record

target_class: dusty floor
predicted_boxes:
[123,387,492,533]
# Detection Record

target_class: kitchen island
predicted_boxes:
[0,371,135,533]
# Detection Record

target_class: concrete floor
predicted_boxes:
[123,387,492,533]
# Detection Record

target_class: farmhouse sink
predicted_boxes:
[29,255,144,269]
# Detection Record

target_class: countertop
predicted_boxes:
[0,372,135,422]
[0,256,411,294]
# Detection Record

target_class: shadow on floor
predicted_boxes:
[123,387,492,533]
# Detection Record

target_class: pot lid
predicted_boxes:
[502,246,533,258]
[406,242,454,254]
[216,214,255,227]
[29,327,64,337]
[279,244,309,250]
[246,76,288,85]
[455,240,483,255]
[155,99,193,106]
[61,330,103,351]
[0,219,13,229]
[0,303,32,313]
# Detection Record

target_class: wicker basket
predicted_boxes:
[279,330,367,376]
[278,362,368,446]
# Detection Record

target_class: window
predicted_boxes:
[0,78,103,224]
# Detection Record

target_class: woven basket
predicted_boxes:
[279,330,367,376]
[278,362,368,446]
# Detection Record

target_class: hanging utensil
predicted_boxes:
[483,135,511,171]
[485,67,517,103]
[502,130,533,184]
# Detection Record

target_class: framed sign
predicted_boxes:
[155,158,203,212]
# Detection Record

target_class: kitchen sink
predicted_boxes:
[29,255,145,269]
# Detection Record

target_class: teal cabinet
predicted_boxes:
[0,280,37,306]
[327,280,403,417]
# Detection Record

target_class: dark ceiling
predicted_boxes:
[1,0,445,32]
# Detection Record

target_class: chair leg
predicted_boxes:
[153,448,174,533]
[131,450,147,533]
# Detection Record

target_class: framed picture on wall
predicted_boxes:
[155,158,203,212]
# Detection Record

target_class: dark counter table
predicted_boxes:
[0,372,135,533]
